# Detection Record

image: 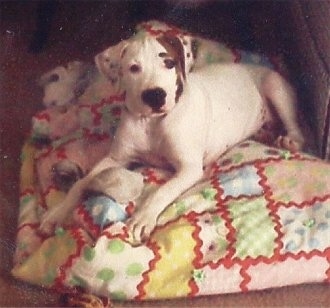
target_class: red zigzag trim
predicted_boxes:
[53,227,88,293]
[135,239,161,300]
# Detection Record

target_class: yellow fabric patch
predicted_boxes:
[20,142,37,190]
[12,230,78,287]
[144,217,196,299]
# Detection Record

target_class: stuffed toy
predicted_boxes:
[38,60,96,108]
[32,61,123,192]
[33,60,122,141]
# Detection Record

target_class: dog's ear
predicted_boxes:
[95,40,129,82]
[157,34,186,80]
[118,41,129,59]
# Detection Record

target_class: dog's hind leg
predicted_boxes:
[263,71,305,152]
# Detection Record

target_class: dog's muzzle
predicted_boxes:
[141,88,167,112]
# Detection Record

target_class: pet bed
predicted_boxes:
[12,109,330,301]
[12,23,330,302]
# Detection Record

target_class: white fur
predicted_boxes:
[39,35,305,243]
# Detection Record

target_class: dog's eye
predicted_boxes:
[129,64,141,73]
[49,73,59,82]
[164,59,176,69]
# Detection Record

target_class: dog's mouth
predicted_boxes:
[152,106,167,114]
[142,104,167,116]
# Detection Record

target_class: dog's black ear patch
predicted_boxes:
[157,34,186,80]
[175,77,183,104]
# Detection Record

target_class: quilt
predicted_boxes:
[12,122,330,301]
[11,20,330,302]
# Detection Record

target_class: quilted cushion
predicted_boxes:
[12,139,330,300]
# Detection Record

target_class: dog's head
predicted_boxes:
[104,34,187,117]
[95,20,195,84]
[38,61,95,108]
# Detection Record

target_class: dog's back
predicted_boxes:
[180,63,266,162]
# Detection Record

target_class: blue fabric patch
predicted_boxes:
[82,195,127,228]
[218,165,262,198]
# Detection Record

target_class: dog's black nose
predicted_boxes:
[141,88,167,111]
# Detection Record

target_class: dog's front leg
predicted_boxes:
[39,155,123,235]
[127,163,203,243]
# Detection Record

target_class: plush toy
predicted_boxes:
[32,61,124,192]
[33,60,122,140]
[75,167,144,235]
[38,60,98,109]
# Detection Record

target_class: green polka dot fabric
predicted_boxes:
[12,140,330,301]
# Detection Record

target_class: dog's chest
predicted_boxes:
[126,116,170,168]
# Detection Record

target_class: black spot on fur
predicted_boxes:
[191,39,199,60]
[175,77,183,103]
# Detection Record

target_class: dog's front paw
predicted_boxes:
[39,205,69,236]
[126,210,158,244]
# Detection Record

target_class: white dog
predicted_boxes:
[39,33,305,243]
